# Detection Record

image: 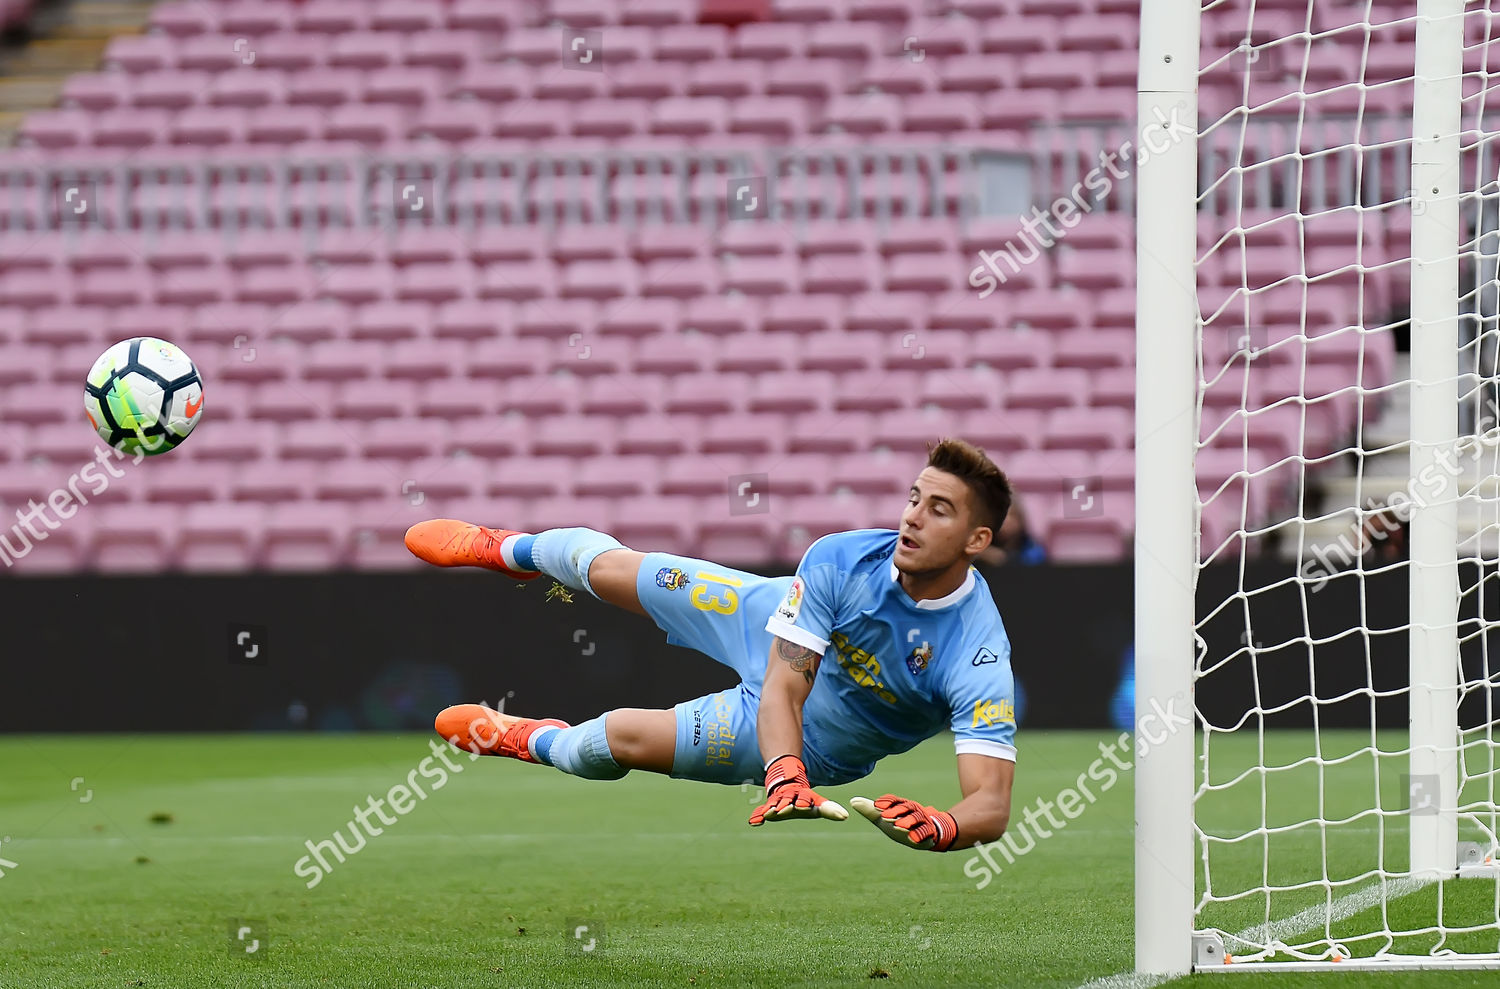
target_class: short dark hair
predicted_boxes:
[925,437,1012,534]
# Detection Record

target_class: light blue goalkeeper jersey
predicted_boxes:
[765,529,1018,775]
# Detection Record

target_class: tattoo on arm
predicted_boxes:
[776,639,819,686]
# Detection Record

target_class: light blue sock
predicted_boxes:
[534,715,627,781]
[530,527,625,598]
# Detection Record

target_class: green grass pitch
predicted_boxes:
[1,732,1497,988]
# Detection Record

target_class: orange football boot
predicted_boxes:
[435,703,569,762]
[404,519,540,580]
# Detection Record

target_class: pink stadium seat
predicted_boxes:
[1005,368,1090,411]
[832,370,916,414]
[747,371,834,414]
[903,93,982,133]
[786,411,870,455]
[822,94,902,134]
[756,294,840,335]
[63,71,127,110]
[734,22,805,60]
[872,409,962,454]
[980,88,1057,129]
[1043,407,1132,451]
[365,66,443,106]
[574,455,659,498]
[651,97,727,136]
[607,64,682,102]
[178,36,251,72]
[968,328,1051,371]
[263,503,353,570]
[445,0,515,31]
[140,459,230,505]
[713,334,795,375]
[730,96,809,139]
[664,373,744,415]
[613,496,696,551]
[92,504,175,572]
[698,415,780,456]
[1053,328,1133,369]
[654,24,729,62]
[219,0,295,35]
[885,254,962,293]
[579,375,656,416]
[279,420,358,462]
[618,414,700,456]
[103,34,175,73]
[438,417,529,460]
[485,456,576,499]
[0,381,68,423]
[956,408,1043,455]
[177,502,266,571]
[374,0,443,33]
[831,450,918,496]
[535,70,607,103]
[247,382,336,424]
[1060,15,1138,52]
[294,0,368,33]
[8,514,92,573]
[1047,514,1128,562]
[878,328,964,370]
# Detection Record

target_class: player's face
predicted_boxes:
[895,468,990,574]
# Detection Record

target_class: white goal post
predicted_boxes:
[1137,0,1500,974]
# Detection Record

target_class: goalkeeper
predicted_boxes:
[405,438,1016,852]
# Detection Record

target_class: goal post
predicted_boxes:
[1407,0,1464,884]
[1136,0,1500,973]
[1134,0,1201,976]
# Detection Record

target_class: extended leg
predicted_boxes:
[435,703,676,777]
[405,520,647,616]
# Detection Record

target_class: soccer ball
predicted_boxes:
[84,337,204,457]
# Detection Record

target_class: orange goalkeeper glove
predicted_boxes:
[851,794,958,851]
[748,754,848,826]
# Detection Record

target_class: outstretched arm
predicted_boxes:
[757,636,819,766]
[853,754,1014,851]
[747,636,847,826]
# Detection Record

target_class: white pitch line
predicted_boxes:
[1225,876,1430,951]
[1072,875,1434,988]
[1073,972,1175,989]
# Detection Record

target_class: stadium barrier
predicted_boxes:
[7,560,1491,734]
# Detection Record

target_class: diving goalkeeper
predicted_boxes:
[405,438,1016,852]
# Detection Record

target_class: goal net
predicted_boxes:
[1137,0,1500,973]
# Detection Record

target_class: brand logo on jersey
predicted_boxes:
[971,699,1015,728]
[857,546,889,566]
[972,648,999,666]
[655,567,690,591]
[905,643,933,676]
[830,631,898,705]
[775,577,804,623]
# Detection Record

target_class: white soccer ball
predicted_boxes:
[83,337,204,456]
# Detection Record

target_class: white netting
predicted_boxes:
[1192,0,1500,966]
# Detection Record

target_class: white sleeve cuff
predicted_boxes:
[764,617,829,656]
[955,738,1017,762]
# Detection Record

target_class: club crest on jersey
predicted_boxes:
[776,577,804,622]
[906,642,933,676]
[654,567,691,591]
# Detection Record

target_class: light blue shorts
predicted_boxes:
[634,552,859,787]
